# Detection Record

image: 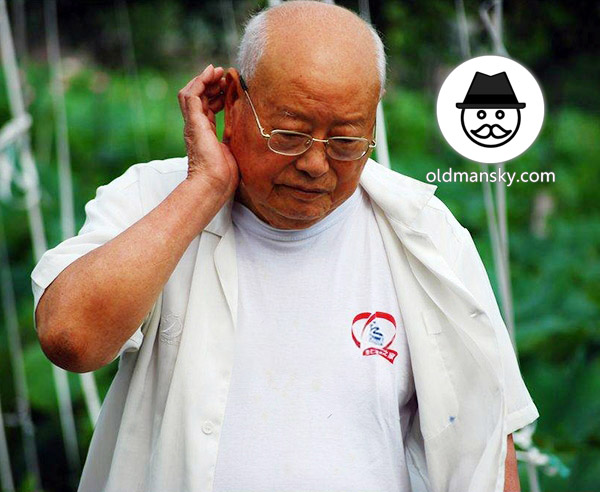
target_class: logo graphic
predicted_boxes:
[437,55,544,164]
[351,311,398,364]
[456,71,525,148]
[159,310,183,344]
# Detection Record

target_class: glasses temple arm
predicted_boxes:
[369,121,377,147]
[239,75,270,139]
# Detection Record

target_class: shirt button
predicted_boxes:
[202,420,214,435]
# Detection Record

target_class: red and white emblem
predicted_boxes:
[351,311,398,364]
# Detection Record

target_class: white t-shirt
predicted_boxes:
[212,186,417,492]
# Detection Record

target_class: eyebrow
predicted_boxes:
[274,106,367,130]
[275,106,311,122]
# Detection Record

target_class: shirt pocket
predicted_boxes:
[418,307,460,441]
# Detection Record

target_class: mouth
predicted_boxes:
[471,124,511,139]
[286,185,328,193]
[281,184,328,200]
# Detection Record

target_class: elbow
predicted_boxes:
[38,322,118,373]
[36,292,112,373]
[37,318,112,373]
[37,324,94,373]
[36,298,83,372]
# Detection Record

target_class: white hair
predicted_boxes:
[236,1,387,98]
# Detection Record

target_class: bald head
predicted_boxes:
[237,1,385,99]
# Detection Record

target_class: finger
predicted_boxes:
[178,73,205,114]
[203,70,226,97]
[178,65,224,122]
[181,65,213,100]
[200,94,210,113]
[186,94,216,136]
[179,75,199,95]
[204,110,218,137]
[200,65,225,93]
[201,64,215,84]
[208,97,225,113]
[207,109,216,126]
[180,65,210,95]
[204,80,224,97]
[178,92,186,115]
[178,80,194,114]
[204,75,227,113]
[202,90,222,107]
[180,64,223,109]
[180,80,206,121]
[207,91,224,105]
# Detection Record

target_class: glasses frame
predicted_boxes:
[239,75,377,161]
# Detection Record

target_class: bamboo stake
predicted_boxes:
[115,0,149,163]
[0,389,15,492]
[0,0,80,477]
[44,0,102,427]
[0,205,41,489]
[476,1,540,489]
[479,0,516,349]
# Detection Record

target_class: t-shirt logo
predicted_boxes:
[351,311,398,364]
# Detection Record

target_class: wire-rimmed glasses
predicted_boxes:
[239,75,377,161]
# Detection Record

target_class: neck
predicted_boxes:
[234,183,326,230]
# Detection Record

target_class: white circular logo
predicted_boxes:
[436,55,545,164]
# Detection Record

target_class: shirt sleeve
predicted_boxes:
[453,226,540,435]
[30,166,154,360]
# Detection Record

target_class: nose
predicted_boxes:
[294,140,329,178]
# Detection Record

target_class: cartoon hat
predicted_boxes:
[456,71,526,109]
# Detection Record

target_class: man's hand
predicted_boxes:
[504,434,521,492]
[178,64,240,200]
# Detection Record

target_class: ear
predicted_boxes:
[223,68,244,143]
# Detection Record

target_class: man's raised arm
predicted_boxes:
[35,65,240,372]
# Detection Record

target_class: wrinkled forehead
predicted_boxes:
[250,35,380,123]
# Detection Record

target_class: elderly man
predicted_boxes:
[31,2,538,491]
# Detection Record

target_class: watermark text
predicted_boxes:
[426,168,555,186]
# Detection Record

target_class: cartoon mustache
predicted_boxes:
[470,124,511,139]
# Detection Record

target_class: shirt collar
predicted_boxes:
[358,158,438,227]
[203,158,437,237]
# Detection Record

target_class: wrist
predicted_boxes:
[185,172,231,201]
[175,177,230,233]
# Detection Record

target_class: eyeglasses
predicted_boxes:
[239,75,377,161]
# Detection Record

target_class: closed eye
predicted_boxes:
[331,137,360,144]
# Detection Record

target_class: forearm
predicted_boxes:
[504,434,520,492]
[36,176,226,372]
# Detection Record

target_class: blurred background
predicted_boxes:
[0,0,598,491]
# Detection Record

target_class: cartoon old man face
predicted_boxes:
[456,71,526,148]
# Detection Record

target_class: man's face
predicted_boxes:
[224,59,379,230]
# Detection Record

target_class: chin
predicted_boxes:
[275,204,322,219]
[266,200,331,227]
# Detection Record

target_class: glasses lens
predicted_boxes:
[269,131,312,156]
[327,137,370,161]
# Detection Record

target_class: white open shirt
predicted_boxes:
[31,157,539,492]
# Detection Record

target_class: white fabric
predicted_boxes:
[30,157,540,492]
[211,187,415,491]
